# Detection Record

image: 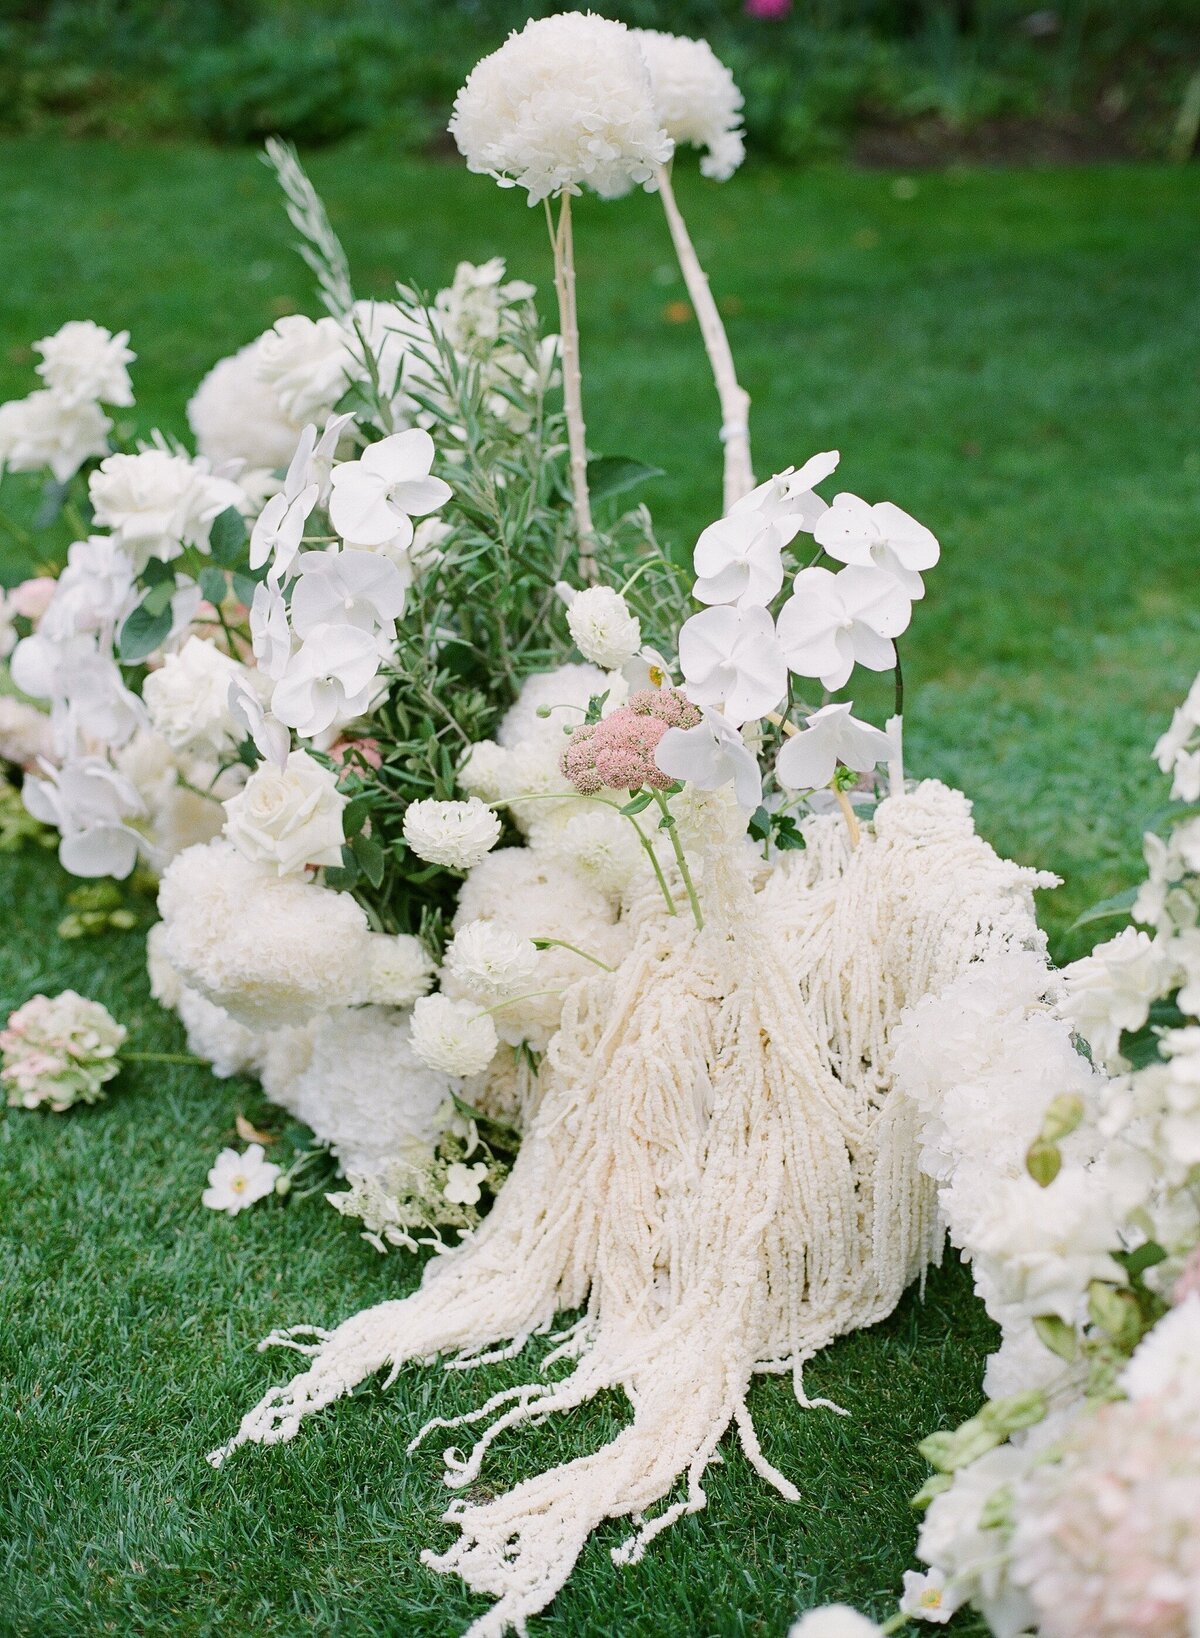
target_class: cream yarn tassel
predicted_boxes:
[210,782,1051,1637]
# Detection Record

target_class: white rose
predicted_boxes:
[143,637,244,755]
[256,315,353,423]
[33,320,135,408]
[402,796,501,870]
[89,449,245,570]
[187,337,305,472]
[222,749,346,877]
[410,992,498,1077]
[564,584,642,670]
[0,391,111,484]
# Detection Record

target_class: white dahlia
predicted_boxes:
[410,993,498,1078]
[402,796,501,871]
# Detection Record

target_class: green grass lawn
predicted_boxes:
[0,139,1196,1638]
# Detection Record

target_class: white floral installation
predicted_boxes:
[0,12,1191,1638]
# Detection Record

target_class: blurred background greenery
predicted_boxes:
[2,0,1199,165]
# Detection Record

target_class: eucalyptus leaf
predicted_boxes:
[117,600,172,664]
[209,505,248,566]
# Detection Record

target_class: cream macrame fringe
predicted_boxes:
[210,781,1052,1637]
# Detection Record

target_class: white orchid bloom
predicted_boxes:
[50,648,145,755]
[692,513,785,609]
[328,428,452,550]
[655,704,762,809]
[271,622,388,739]
[249,581,293,681]
[228,678,290,769]
[813,492,940,599]
[248,481,319,580]
[730,449,839,535]
[678,604,786,726]
[289,549,408,639]
[23,755,147,878]
[775,564,911,692]
[775,702,894,791]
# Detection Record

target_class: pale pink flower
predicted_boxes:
[9,577,57,622]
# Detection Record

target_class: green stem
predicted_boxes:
[880,1614,912,1635]
[476,988,564,1018]
[496,791,678,917]
[532,937,615,972]
[652,791,703,930]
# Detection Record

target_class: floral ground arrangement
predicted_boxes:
[2,17,1199,1638]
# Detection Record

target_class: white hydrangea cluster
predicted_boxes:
[364,933,437,1006]
[449,12,673,204]
[632,29,746,181]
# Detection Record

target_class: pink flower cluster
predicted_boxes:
[0,990,126,1111]
[561,688,700,796]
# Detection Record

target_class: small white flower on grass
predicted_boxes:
[656,704,763,809]
[776,564,912,691]
[814,493,940,599]
[443,1160,489,1207]
[678,604,786,725]
[328,429,451,551]
[787,1607,884,1638]
[0,391,112,483]
[33,320,135,408]
[0,991,126,1112]
[202,1143,280,1215]
[899,1568,961,1625]
[411,993,498,1077]
[633,29,745,181]
[403,797,501,870]
[444,920,539,1002]
[449,12,673,204]
[222,749,346,877]
[775,702,894,791]
[562,584,642,670]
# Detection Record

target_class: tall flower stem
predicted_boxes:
[652,791,704,930]
[546,192,596,579]
[654,160,753,512]
[886,646,905,797]
[831,783,861,849]
[499,791,677,917]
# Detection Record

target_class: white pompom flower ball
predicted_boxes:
[443,920,539,1003]
[632,29,746,181]
[410,993,498,1077]
[563,584,642,671]
[449,12,674,205]
[402,796,501,870]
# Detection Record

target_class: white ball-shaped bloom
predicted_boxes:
[222,748,346,877]
[632,29,745,181]
[565,585,642,671]
[443,919,539,1002]
[449,12,673,204]
[541,807,645,901]
[256,314,354,423]
[176,986,266,1080]
[33,320,135,408]
[157,839,373,1029]
[187,337,306,472]
[142,635,245,756]
[402,796,501,870]
[410,993,498,1078]
[265,1004,454,1173]
[365,933,437,1006]
[0,391,111,483]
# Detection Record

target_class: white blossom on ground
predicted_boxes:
[403,797,501,870]
[201,1143,280,1215]
[33,320,135,408]
[0,391,112,482]
[328,428,451,550]
[632,29,745,180]
[410,993,498,1077]
[0,991,126,1111]
[786,1609,884,1638]
[444,1160,490,1207]
[562,584,642,670]
[444,919,540,1002]
[678,603,786,725]
[898,1568,961,1625]
[776,563,912,691]
[222,748,346,877]
[814,493,941,600]
[449,12,673,204]
[775,702,894,791]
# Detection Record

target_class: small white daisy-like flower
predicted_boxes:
[449,12,673,205]
[410,993,498,1078]
[402,797,501,871]
[443,1159,490,1207]
[562,584,643,671]
[201,1143,280,1216]
[443,919,539,1002]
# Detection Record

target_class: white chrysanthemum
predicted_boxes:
[187,337,306,472]
[633,29,746,181]
[449,12,673,205]
[452,847,630,1050]
[256,314,354,423]
[410,993,498,1078]
[0,391,111,483]
[565,585,642,670]
[443,919,539,1002]
[497,662,617,749]
[265,1005,454,1174]
[33,320,135,408]
[402,796,501,870]
[365,934,437,1006]
[457,739,511,806]
[542,808,645,900]
[157,839,373,1029]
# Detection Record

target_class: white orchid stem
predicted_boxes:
[832,783,861,849]
[548,192,596,579]
[654,161,754,513]
[885,712,905,798]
